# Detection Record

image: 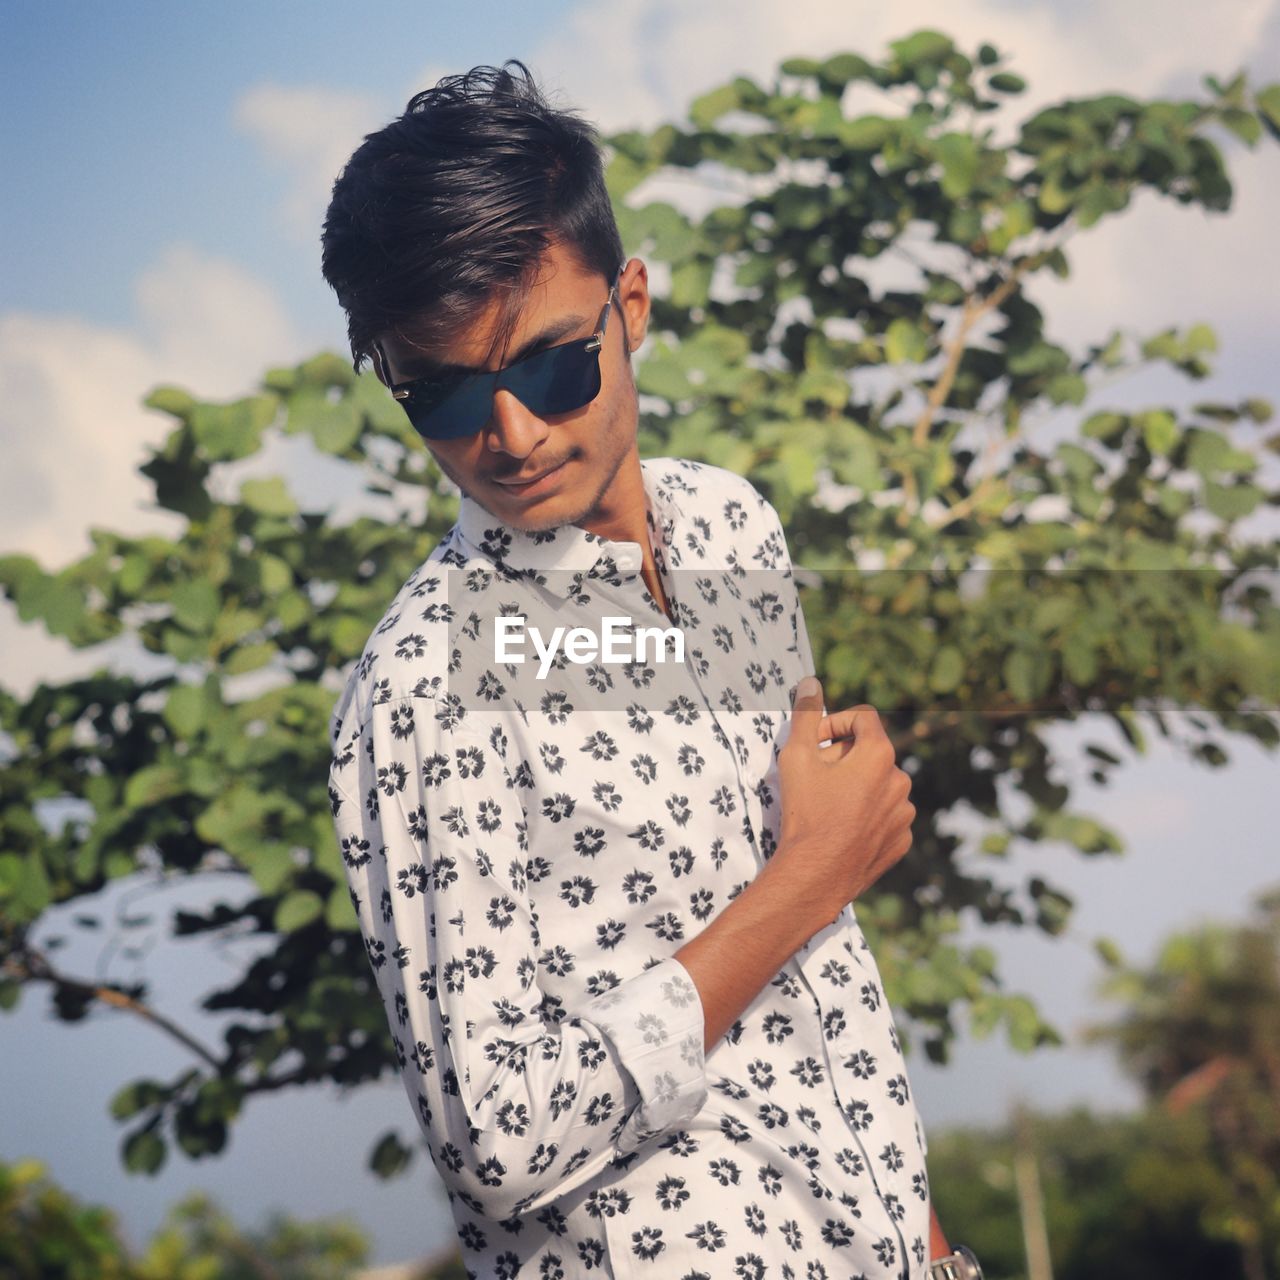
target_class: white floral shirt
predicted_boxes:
[327,457,931,1279]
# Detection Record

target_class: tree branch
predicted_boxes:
[6,944,223,1072]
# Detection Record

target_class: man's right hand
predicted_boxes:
[672,673,917,1052]
[768,675,916,931]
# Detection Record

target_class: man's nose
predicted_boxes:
[485,388,549,454]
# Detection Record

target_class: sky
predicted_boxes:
[2,0,1278,1268]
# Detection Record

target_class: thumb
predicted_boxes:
[789,675,823,738]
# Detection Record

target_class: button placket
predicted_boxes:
[797,925,916,1279]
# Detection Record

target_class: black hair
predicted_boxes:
[320,60,625,375]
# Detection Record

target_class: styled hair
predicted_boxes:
[320,60,625,375]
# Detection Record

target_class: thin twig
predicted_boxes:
[8,944,223,1071]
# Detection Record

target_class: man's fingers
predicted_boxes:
[788,676,825,749]
[817,705,885,745]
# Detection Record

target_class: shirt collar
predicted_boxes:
[451,457,682,598]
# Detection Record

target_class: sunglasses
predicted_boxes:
[373,266,625,441]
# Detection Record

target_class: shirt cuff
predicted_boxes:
[578,956,707,1155]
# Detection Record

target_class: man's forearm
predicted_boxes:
[673,849,829,1053]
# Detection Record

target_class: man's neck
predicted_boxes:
[574,448,672,624]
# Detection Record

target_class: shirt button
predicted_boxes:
[616,550,640,572]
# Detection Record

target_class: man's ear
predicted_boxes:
[619,257,650,353]
[369,340,391,387]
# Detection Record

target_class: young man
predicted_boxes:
[322,61,980,1280]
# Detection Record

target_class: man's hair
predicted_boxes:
[320,60,625,375]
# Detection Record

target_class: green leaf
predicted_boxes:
[369,1130,414,1179]
[190,396,277,462]
[12,854,52,919]
[889,29,954,69]
[1004,648,1048,701]
[325,883,360,932]
[969,995,1003,1039]
[163,684,209,738]
[1137,409,1179,456]
[1255,82,1280,134]
[928,646,965,693]
[110,1079,169,1121]
[1004,994,1043,1052]
[818,52,874,88]
[1203,480,1263,521]
[670,259,713,309]
[1037,173,1076,215]
[295,351,356,388]
[144,385,197,420]
[123,1128,166,1175]
[1082,411,1127,445]
[288,389,362,454]
[884,318,929,364]
[989,199,1034,253]
[935,132,979,199]
[171,579,219,634]
[16,574,86,638]
[1185,427,1231,477]
[224,642,278,676]
[988,72,1027,94]
[124,763,185,809]
[636,350,693,402]
[1045,373,1087,405]
[1220,107,1262,146]
[689,83,741,129]
[778,442,817,498]
[275,889,324,933]
[240,476,298,517]
[841,115,893,150]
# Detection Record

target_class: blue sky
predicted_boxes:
[2,3,574,330]
[3,0,1279,1267]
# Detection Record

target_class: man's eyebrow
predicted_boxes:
[397,312,593,379]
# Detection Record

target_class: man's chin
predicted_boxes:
[471,487,576,533]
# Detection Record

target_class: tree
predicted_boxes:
[927,1105,1246,1280]
[2,29,1278,1180]
[0,1155,371,1279]
[1084,888,1280,1279]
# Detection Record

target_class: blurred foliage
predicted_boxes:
[1084,887,1280,1279]
[1,29,1278,1182]
[932,891,1280,1279]
[929,1106,1246,1280]
[0,1155,369,1279]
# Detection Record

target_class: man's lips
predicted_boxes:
[494,459,570,486]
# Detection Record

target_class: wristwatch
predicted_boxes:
[929,1245,983,1279]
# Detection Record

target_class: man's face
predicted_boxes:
[375,241,650,534]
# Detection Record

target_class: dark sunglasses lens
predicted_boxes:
[503,343,602,417]
[404,374,495,440]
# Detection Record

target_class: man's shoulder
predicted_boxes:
[644,456,787,570]
[326,528,468,759]
[643,456,779,540]
[643,455,769,508]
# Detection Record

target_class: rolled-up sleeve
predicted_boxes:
[329,692,707,1220]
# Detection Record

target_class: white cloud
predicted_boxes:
[527,0,1276,132]
[524,0,1280,339]
[0,247,311,695]
[233,83,384,240]
[1,245,306,565]
[236,5,1277,347]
